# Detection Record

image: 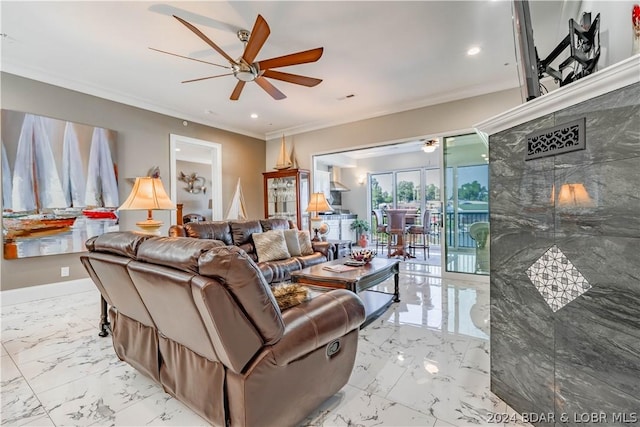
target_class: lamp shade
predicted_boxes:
[119,177,175,211]
[305,192,333,215]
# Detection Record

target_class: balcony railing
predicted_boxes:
[423,212,488,248]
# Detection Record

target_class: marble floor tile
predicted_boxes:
[309,385,438,427]
[3,322,106,365]
[101,390,209,426]
[1,270,530,427]
[15,337,123,394]
[348,336,414,396]
[38,362,162,426]
[1,355,48,426]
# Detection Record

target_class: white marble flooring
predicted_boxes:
[1,265,529,427]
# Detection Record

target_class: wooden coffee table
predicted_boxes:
[291,257,400,327]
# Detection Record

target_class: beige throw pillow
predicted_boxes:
[253,230,291,263]
[298,230,314,256]
[283,229,302,256]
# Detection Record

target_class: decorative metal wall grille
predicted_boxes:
[525,118,585,160]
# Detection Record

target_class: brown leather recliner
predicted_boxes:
[169,218,334,284]
[81,231,365,427]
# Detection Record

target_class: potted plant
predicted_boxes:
[350,219,371,248]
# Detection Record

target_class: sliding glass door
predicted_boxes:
[369,167,441,264]
[442,133,489,276]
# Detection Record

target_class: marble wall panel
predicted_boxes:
[555,360,640,426]
[553,158,640,239]
[554,295,640,402]
[491,272,555,417]
[489,114,555,179]
[553,235,640,338]
[554,83,640,168]
[490,82,640,423]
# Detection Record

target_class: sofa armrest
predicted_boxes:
[169,225,186,237]
[311,241,334,260]
[269,289,365,366]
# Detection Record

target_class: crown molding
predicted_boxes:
[0,61,265,140]
[264,80,519,140]
[474,54,640,136]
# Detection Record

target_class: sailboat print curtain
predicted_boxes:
[1,109,119,259]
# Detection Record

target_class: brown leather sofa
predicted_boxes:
[81,231,365,427]
[169,218,333,283]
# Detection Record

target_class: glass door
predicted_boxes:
[442,133,489,276]
[368,168,441,267]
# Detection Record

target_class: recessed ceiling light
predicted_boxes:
[175,148,181,152]
[467,46,481,56]
[250,113,258,119]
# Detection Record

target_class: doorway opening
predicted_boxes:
[169,134,222,225]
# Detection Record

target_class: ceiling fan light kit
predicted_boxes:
[152,14,324,101]
[421,139,440,153]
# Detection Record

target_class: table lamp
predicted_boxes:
[119,177,176,235]
[305,192,333,241]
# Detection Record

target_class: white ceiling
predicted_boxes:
[1,1,568,140]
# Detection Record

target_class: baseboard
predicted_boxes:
[0,278,95,307]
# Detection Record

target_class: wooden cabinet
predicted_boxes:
[263,169,310,230]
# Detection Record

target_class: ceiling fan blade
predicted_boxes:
[242,14,270,64]
[182,73,234,83]
[149,48,231,69]
[230,81,246,100]
[173,15,236,64]
[257,47,324,70]
[255,76,286,100]
[262,70,322,87]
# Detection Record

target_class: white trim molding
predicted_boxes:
[474,54,640,136]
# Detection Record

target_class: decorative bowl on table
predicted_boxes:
[349,249,376,264]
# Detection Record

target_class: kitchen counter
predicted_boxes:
[318,214,357,242]
[319,213,357,219]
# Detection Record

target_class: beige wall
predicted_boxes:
[1,73,265,291]
[267,88,522,223]
[176,160,212,221]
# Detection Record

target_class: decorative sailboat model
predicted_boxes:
[274,135,292,170]
[225,178,248,220]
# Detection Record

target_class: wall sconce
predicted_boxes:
[179,171,207,194]
[357,174,367,185]
[422,138,440,153]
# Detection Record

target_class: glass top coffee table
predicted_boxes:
[291,257,400,327]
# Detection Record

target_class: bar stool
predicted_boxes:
[371,209,388,253]
[385,209,410,260]
[407,209,430,259]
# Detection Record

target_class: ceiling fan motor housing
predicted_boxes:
[233,59,259,82]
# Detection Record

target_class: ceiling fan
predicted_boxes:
[151,14,324,101]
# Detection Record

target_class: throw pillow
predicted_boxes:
[253,230,290,263]
[271,283,310,311]
[298,230,314,255]
[283,229,302,256]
